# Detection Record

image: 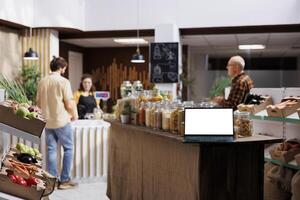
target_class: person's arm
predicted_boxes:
[64,99,78,121]
[63,81,78,121]
[73,91,81,105]
[224,81,247,109]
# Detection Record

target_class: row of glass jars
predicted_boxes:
[120,80,143,98]
[136,101,194,135]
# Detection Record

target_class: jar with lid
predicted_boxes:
[162,102,171,131]
[154,103,162,129]
[177,104,185,136]
[120,81,132,98]
[138,102,146,126]
[132,80,143,96]
[234,111,252,137]
[149,103,157,128]
[170,102,181,134]
[145,102,152,127]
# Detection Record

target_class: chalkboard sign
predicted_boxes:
[150,42,179,83]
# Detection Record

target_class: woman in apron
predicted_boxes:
[73,74,98,119]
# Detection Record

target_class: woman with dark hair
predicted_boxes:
[73,74,98,119]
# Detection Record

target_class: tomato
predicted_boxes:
[26,176,39,186]
[18,179,27,186]
[8,174,17,183]
[15,175,27,186]
[14,175,23,182]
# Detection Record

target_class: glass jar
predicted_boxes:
[93,107,103,120]
[177,104,185,136]
[170,102,180,134]
[120,81,132,98]
[234,111,253,137]
[145,102,152,127]
[138,102,146,126]
[162,103,171,131]
[149,103,156,128]
[154,103,162,129]
[132,80,143,96]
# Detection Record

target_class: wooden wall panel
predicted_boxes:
[22,28,51,78]
[84,47,151,101]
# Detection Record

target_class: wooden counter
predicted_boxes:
[106,121,282,200]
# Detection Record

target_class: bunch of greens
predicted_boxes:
[21,65,41,104]
[0,74,30,104]
[209,76,231,98]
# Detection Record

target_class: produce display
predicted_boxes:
[266,96,300,117]
[237,94,273,114]
[0,100,46,138]
[1,100,44,121]
[0,143,56,199]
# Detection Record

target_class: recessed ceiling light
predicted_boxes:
[238,44,265,50]
[113,38,148,44]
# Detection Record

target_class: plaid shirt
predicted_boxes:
[224,72,253,110]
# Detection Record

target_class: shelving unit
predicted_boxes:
[264,144,300,170]
[247,88,300,172]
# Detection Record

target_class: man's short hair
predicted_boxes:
[230,55,245,70]
[50,56,68,72]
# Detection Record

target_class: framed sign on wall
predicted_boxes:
[150,42,179,83]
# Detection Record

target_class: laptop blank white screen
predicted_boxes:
[185,108,234,136]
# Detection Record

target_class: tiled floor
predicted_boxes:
[50,181,109,200]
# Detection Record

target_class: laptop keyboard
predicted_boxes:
[184,136,234,143]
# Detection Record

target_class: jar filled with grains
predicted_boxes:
[234,111,252,137]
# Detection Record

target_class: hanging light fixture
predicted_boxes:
[24,28,38,60]
[131,0,145,63]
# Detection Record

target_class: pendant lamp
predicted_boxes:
[131,0,145,64]
[24,28,38,60]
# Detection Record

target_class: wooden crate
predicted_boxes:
[237,96,273,114]
[266,97,300,117]
[269,147,300,163]
[0,105,45,138]
[0,149,56,200]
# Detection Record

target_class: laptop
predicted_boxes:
[183,107,235,143]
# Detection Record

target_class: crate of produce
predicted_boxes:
[269,140,300,163]
[0,101,45,139]
[266,96,300,117]
[238,95,273,114]
[0,145,56,200]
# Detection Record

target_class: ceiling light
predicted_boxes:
[24,48,39,60]
[114,38,148,44]
[24,28,39,60]
[130,0,145,64]
[131,48,145,63]
[238,44,265,50]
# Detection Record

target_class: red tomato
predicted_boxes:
[8,174,17,183]
[18,179,27,186]
[26,176,39,186]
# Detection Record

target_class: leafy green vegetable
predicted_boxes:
[209,76,231,98]
[0,74,30,104]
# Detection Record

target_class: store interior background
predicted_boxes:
[0,0,300,101]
